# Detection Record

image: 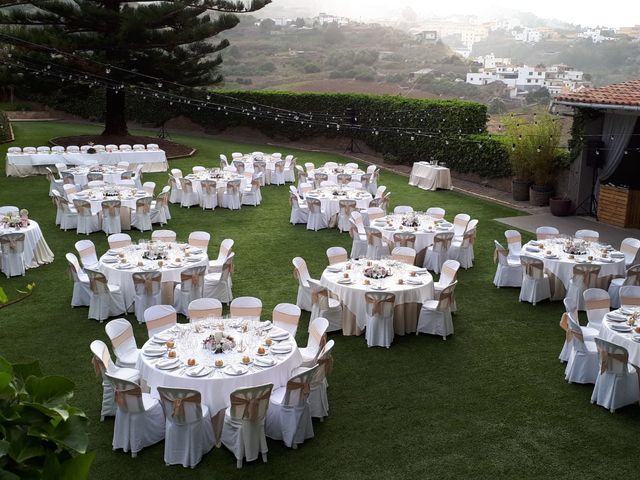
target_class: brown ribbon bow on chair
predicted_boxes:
[286,379,311,399]
[182,271,202,288]
[133,275,155,295]
[170,394,200,419]
[230,390,271,421]
[114,386,142,408]
[74,201,92,216]
[104,202,119,217]
[493,246,507,264]
[365,293,395,314]
[598,350,629,374]
[311,288,329,305]
[0,236,19,251]
[91,356,104,377]
[318,355,334,376]
[137,199,151,213]
[88,273,108,292]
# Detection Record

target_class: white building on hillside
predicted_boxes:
[511,27,542,43]
[578,28,615,43]
[476,53,511,69]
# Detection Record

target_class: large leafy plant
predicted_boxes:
[0,355,94,479]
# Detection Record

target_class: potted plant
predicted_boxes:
[502,116,533,201]
[549,194,573,216]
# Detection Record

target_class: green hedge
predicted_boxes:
[28,88,512,178]
[0,110,11,143]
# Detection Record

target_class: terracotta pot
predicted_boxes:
[512,179,530,201]
[529,185,553,206]
[549,197,572,216]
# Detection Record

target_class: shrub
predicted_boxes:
[0,110,10,143]
[304,64,321,74]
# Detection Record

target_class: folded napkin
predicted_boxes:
[610,252,625,258]
[225,365,247,375]
[525,246,540,252]
[406,279,423,285]
[269,331,289,341]
[327,267,342,273]
[271,345,292,354]
[255,357,276,366]
[157,358,180,369]
[144,346,165,355]
[153,333,173,343]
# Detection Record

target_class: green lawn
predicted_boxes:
[1,121,637,479]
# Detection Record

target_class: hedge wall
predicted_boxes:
[0,110,11,143]
[29,88,512,178]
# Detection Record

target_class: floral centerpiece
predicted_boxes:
[104,189,120,197]
[332,189,346,196]
[363,264,391,279]
[203,332,236,353]
[401,214,420,228]
[87,142,97,154]
[563,239,588,255]
[1,213,22,228]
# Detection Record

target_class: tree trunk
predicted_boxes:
[102,88,128,136]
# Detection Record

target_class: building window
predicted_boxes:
[527,79,531,83]
[529,72,533,75]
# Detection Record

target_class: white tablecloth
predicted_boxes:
[0,220,54,268]
[309,166,364,184]
[600,308,640,367]
[371,214,455,253]
[305,188,372,218]
[137,323,302,413]
[98,243,209,309]
[523,240,625,297]
[70,188,151,215]
[6,150,168,177]
[409,162,452,191]
[321,260,434,336]
[64,166,129,186]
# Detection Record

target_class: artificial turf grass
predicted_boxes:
[1,121,639,479]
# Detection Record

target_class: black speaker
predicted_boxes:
[586,140,605,168]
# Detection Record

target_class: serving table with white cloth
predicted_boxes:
[321,259,434,336]
[408,162,452,191]
[522,239,626,300]
[6,150,168,177]
[370,213,455,253]
[137,320,302,414]
[599,307,640,366]
[98,242,209,309]
[0,220,54,268]
[305,187,372,219]
[69,186,151,215]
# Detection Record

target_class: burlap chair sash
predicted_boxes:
[306,198,321,213]
[61,172,75,184]
[136,197,151,213]
[441,264,458,281]
[393,233,416,248]
[286,379,311,399]
[565,327,584,344]
[559,312,569,332]
[121,171,133,180]
[73,200,92,216]
[337,174,351,184]
[232,306,261,317]
[433,233,453,251]
[598,349,629,374]
[438,285,456,310]
[111,327,133,348]
[522,257,545,278]
[625,267,640,286]
[274,161,285,173]
[573,265,601,286]
[621,243,638,255]
[393,254,415,265]
[227,180,240,194]
[585,298,610,310]
[133,273,160,295]
[339,200,357,216]
[189,238,209,248]
[0,233,24,252]
[233,161,245,173]
[190,308,221,319]
[311,288,329,305]
[318,355,334,376]
[181,270,204,290]
[149,313,177,330]
[88,272,109,293]
[158,391,201,420]
[273,310,299,325]
[91,355,106,377]
[620,294,640,306]
[87,173,103,182]
[115,386,142,408]
[328,253,348,264]
[230,390,271,421]
[365,292,395,314]
[366,229,383,245]
[110,239,130,249]
[506,234,521,245]
[78,245,96,258]
[102,200,121,217]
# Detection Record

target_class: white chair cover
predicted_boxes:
[230,296,263,320]
[306,198,328,231]
[188,231,210,250]
[105,374,165,457]
[75,239,98,267]
[583,288,610,331]
[188,298,223,321]
[203,253,235,304]
[157,386,216,467]
[108,233,132,249]
[326,246,348,265]
[105,318,140,368]
[132,271,162,324]
[424,231,454,273]
[300,317,328,367]
[575,229,599,242]
[536,226,559,240]
[292,257,313,312]
[66,252,91,307]
[86,269,126,321]
[179,178,200,208]
[272,303,301,337]
[564,313,599,384]
[365,292,396,348]
[416,281,457,340]
[174,265,206,316]
[493,240,522,287]
[591,338,640,412]
[151,229,176,242]
[101,200,122,235]
[0,233,26,278]
[308,279,342,332]
[566,264,602,311]
[519,255,551,306]
[222,179,242,210]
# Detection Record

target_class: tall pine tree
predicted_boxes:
[0,0,270,135]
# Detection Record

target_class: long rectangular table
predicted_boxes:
[6,150,169,177]
[408,162,452,191]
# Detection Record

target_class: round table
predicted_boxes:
[137,320,302,414]
[71,186,151,215]
[370,214,455,253]
[98,242,209,309]
[64,165,128,186]
[305,187,372,218]
[184,171,246,204]
[600,307,640,366]
[310,165,364,184]
[522,239,625,299]
[320,259,434,336]
[0,220,54,268]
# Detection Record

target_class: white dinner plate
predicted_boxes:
[259,321,273,330]
[224,365,248,376]
[270,345,292,354]
[337,279,353,284]
[116,263,134,269]
[606,312,628,322]
[326,267,342,273]
[620,307,638,315]
[185,366,212,377]
[156,359,181,370]
[143,348,166,357]
[188,248,203,254]
[371,285,388,290]
[152,333,173,343]
[269,332,289,341]
[610,324,632,332]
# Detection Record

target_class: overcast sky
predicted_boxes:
[263,0,638,27]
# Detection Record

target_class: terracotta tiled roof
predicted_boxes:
[555,79,640,107]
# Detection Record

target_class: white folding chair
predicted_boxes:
[292,257,314,312]
[188,231,210,250]
[174,266,206,316]
[364,227,391,260]
[306,198,328,231]
[265,366,317,448]
[157,387,216,467]
[416,281,457,340]
[0,233,26,278]
[272,303,301,337]
[289,194,309,225]
[427,207,445,219]
[575,229,599,242]
[75,239,98,268]
[308,340,334,420]
[132,271,162,324]
[144,304,177,338]
[364,292,395,348]
[424,231,454,273]
[230,296,263,320]
[504,229,522,260]
[564,313,599,384]
[591,338,640,413]
[108,233,132,249]
[66,252,91,307]
[131,197,152,232]
[620,238,640,267]
[208,239,234,273]
[188,298,223,321]
[105,318,140,368]
[392,246,416,265]
[583,288,610,332]
[105,374,165,458]
[86,269,126,322]
[493,240,522,288]
[73,199,101,234]
[536,226,559,240]
[152,229,177,242]
[203,253,234,304]
[221,384,274,468]
[567,264,602,311]
[222,179,242,210]
[326,246,348,265]
[434,259,459,312]
[101,200,122,235]
[519,255,551,306]
[393,206,414,214]
[299,317,328,367]
[308,279,342,332]
[200,180,218,210]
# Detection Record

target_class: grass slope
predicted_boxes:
[0,121,637,480]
